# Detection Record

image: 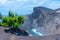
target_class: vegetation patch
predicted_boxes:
[0,11,29,36]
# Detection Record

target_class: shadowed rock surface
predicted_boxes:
[20,6,60,36]
[4,28,29,36]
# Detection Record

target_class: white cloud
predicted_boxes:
[46,1,60,9]
[24,4,34,8]
[0,0,7,5]
[32,0,37,4]
[1,0,60,15]
[0,0,16,5]
[23,0,48,9]
[38,0,48,6]
[16,0,28,2]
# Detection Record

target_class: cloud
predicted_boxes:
[32,0,37,4]
[0,0,7,5]
[0,0,50,15]
[16,0,29,2]
[23,0,48,9]
[43,1,60,9]
[0,0,16,5]
[0,0,60,15]
[49,2,60,9]
[38,0,48,6]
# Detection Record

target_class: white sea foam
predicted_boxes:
[29,29,43,36]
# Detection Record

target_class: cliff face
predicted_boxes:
[20,6,60,36]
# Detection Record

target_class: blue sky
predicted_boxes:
[0,0,60,16]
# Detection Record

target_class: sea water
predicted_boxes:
[29,29,43,36]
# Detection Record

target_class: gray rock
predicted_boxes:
[20,6,60,36]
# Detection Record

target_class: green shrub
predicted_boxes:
[18,16,24,24]
[8,11,14,17]
[2,17,11,27]
[13,22,19,28]
[2,23,8,27]
[1,11,25,29]
[0,22,2,26]
[0,13,2,19]
[12,16,18,23]
[7,17,13,27]
[2,17,7,23]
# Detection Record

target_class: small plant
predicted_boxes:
[7,17,13,27]
[2,23,8,27]
[0,22,2,26]
[1,11,29,36]
[8,10,14,17]
[18,16,24,24]
[2,14,24,28]
[2,17,7,23]
[0,13,2,19]
[13,22,19,28]
[12,16,18,23]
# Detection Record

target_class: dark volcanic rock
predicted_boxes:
[20,6,60,36]
[4,28,29,36]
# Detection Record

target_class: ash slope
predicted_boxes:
[20,6,60,36]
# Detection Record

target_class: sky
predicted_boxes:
[0,0,60,16]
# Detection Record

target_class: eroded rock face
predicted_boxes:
[20,6,60,36]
